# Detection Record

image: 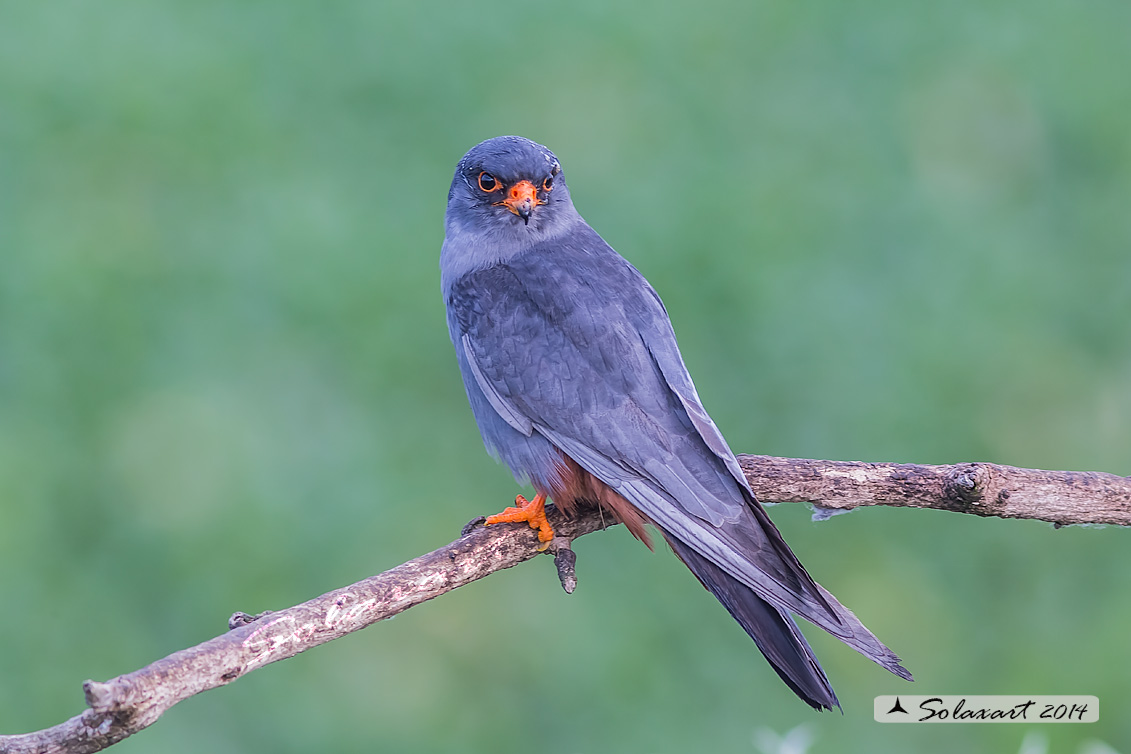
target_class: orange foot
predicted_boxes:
[485,492,555,544]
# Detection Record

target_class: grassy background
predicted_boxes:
[2,1,1129,752]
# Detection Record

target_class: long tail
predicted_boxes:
[666,534,840,710]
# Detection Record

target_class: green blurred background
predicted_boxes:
[2,1,1129,752]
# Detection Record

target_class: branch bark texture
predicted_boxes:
[739,456,1131,526]
[2,455,1128,753]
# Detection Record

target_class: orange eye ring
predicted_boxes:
[542,175,554,192]
[478,172,501,192]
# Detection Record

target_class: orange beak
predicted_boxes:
[502,180,541,224]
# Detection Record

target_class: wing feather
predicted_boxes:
[462,333,533,436]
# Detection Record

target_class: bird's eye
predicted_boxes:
[478,172,500,192]
[542,175,554,191]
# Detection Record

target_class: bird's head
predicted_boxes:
[444,136,578,241]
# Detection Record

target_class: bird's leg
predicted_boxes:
[485,492,554,544]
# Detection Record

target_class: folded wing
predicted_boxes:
[449,227,910,686]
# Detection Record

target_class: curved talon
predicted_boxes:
[485,492,555,543]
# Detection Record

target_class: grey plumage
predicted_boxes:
[441,136,910,710]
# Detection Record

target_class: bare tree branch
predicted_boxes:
[2,455,1128,753]
[0,509,607,754]
[738,456,1131,526]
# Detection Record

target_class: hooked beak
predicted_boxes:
[502,180,541,225]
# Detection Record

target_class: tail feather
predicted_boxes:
[667,534,840,711]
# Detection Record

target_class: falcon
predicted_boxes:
[440,136,911,709]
